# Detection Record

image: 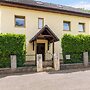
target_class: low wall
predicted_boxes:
[61,63,84,70]
[1,62,90,74]
[0,67,37,74]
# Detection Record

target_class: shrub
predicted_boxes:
[0,34,26,68]
[61,34,90,64]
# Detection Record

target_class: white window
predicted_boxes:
[38,18,44,29]
[79,23,85,32]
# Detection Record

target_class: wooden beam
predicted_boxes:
[38,35,52,38]
[44,35,52,37]
[48,40,49,50]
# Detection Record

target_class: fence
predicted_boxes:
[25,52,90,67]
[0,52,89,71]
[61,52,90,64]
[62,52,83,64]
[25,54,36,66]
[25,53,53,67]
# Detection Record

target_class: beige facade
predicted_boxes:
[0,5,90,61]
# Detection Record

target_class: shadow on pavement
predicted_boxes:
[47,67,90,74]
[0,72,36,79]
[0,67,90,79]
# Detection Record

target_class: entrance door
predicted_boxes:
[37,43,45,61]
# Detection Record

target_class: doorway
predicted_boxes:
[37,43,45,61]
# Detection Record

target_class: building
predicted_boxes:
[0,0,90,63]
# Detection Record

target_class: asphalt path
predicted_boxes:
[0,69,90,90]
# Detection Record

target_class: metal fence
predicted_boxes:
[26,53,53,61]
[26,54,35,61]
[25,53,53,67]
[25,52,90,65]
[25,54,36,66]
[62,52,83,64]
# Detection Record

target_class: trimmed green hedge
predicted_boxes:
[0,34,26,68]
[61,34,90,64]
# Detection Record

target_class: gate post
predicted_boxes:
[10,55,17,70]
[83,52,88,67]
[37,54,43,72]
[54,53,60,70]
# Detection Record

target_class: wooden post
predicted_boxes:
[35,41,37,66]
[33,41,34,51]
[53,42,54,55]
[52,42,54,67]
[48,40,49,50]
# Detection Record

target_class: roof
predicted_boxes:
[30,25,59,43]
[0,0,90,18]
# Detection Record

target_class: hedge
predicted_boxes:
[0,34,26,68]
[61,34,90,64]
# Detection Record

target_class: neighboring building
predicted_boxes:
[0,0,90,62]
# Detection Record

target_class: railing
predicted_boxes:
[26,54,35,61]
[25,54,36,66]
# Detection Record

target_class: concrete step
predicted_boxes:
[43,67,54,71]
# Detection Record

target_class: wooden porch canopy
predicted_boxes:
[30,25,59,43]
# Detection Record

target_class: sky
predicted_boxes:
[35,0,90,10]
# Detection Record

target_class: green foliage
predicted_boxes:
[61,34,90,64]
[0,34,26,68]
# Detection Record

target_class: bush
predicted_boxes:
[0,34,26,68]
[61,34,90,64]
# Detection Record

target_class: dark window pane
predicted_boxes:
[63,21,70,31]
[15,16,25,27]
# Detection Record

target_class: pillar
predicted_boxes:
[54,53,60,70]
[83,52,88,67]
[37,54,43,72]
[10,55,17,70]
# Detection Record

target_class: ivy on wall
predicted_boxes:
[0,34,26,68]
[61,34,90,64]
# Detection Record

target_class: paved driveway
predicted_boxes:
[0,69,90,90]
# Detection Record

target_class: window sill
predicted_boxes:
[15,26,26,28]
[79,31,85,33]
[38,28,42,29]
[63,30,71,31]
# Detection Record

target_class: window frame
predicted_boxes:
[63,21,71,31]
[15,15,26,28]
[78,23,85,32]
[38,18,44,29]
